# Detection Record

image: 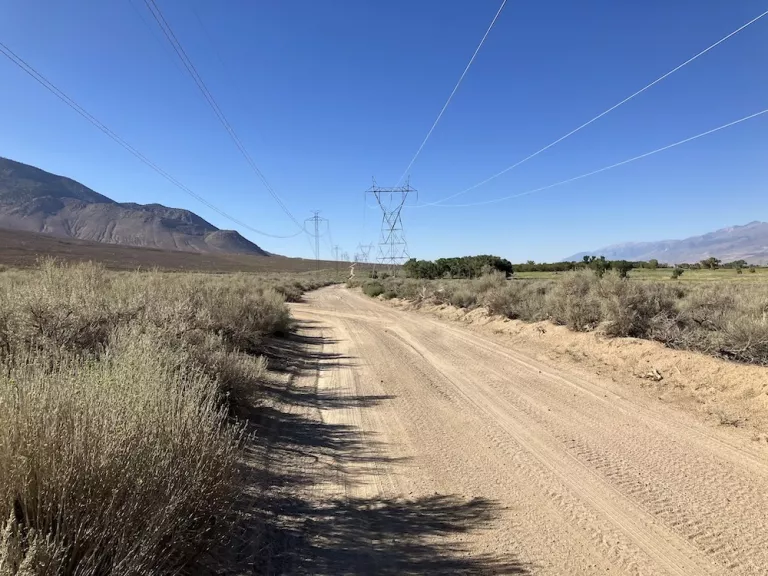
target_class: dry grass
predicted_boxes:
[359,271,768,366]
[0,227,370,274]
[0,259,334,575]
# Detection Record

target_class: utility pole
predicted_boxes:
[304,211,327,271]
[365,178,416,274]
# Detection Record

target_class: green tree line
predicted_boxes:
[403,255,514,279]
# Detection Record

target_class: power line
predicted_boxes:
[127,0,188,77]
[188,2,232,80]
[325,220,335,254]
[395,0,507,186]
[0,40,304,239]
[418,8,768,208]
[431,107,768,208]
[142,0,307,235]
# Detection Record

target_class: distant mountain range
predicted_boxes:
[0,157,268,255]
[565,222,768,265]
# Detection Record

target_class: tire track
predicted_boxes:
[288,286,768,575]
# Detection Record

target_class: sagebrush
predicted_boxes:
[354,271,768,365]
[0,259,333,575]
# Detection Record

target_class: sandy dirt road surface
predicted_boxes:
[270,285,768,575]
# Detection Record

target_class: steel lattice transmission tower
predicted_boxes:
[355,243,374,263]
[304,210,328,271]
[365,178,416,272]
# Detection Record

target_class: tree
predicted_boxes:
[648,259,659,270]
[671,267,685,279]
[403,259,439,279]
[700,257,721,270]
[613,260,633,278]
[411,255,513,280]
[590,256,610,278]
[723,259,748,269]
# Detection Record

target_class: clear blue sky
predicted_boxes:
[1,1,766,262]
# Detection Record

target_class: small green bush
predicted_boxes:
[362,281,385,298]
[671,268,685,279]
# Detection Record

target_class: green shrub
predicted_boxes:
[382,290,397,300]
[671,267,685,279]
[362,281,385,297]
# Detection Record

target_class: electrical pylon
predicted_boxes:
[356,243,374,263]
[365,178,416,273]
[304,210,327,270]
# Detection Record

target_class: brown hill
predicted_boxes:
[0,156,269,255]
[0,227,345,273]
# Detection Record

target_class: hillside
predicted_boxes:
[0,227,344,272]
[566,221,768,265]
[0,156,268,255]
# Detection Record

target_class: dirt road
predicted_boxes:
[277,285,768,575]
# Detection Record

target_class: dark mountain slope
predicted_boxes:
[0,156,268,256]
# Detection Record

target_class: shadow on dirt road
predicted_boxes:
[211,320,530,575]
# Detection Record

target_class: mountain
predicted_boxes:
[565,222,768,265]
[0,157,268,256]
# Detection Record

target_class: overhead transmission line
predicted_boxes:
[142,0,307,236]
[0,40,304,239]
[430,107,768,208]
[418,7,768,208]
[394,0,507,187]
[325,221,335,254]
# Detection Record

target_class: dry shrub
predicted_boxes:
[721,315,768,364]
[482,281,551,321]
[678,285,735,332]
[471,271,507,295]
[598,272,677,338]
[378,267,768,365]
[394,279,425,300]
[547,270,601,331]
[205,285,291,350]
[0,259,139,360]
[0,327,242,575]
[0,260,330,575]
[449,289,477,309]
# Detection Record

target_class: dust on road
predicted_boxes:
[275,285,768,575]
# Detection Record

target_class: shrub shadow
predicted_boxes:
[208,319,531,575]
